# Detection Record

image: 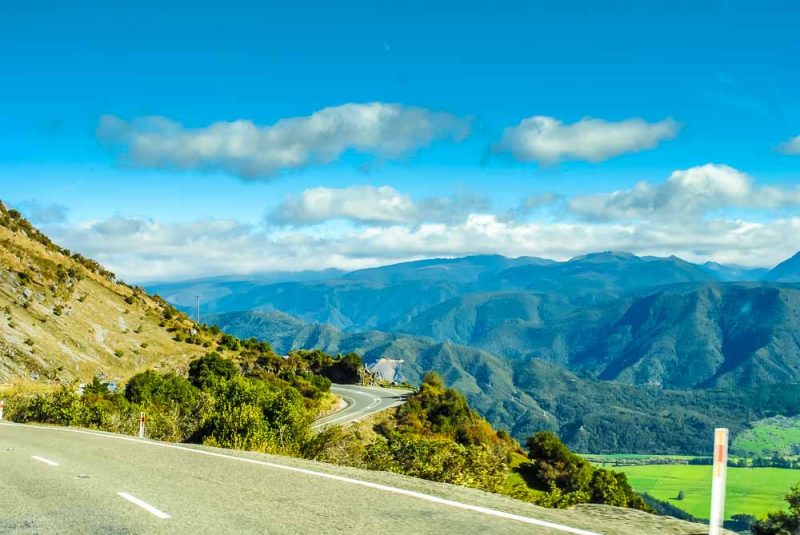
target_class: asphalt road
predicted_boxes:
[0,422,607,535]
[312,384,412,429]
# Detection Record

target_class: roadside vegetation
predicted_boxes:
[5,356,652,513]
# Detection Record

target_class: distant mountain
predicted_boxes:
[569,283,800,388]
[485,252,717,302]
[702,261,769,281]
[342,254,554,285]
[763,251,800,282]
[212,309,800,454]
[389,282,800,389]
[146,269,345,309]
[150,252,747,332]
[389,291,575,360]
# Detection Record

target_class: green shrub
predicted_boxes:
[198,377,310,454]
[188,353,239,390]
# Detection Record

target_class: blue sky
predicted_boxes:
[1,1,800,280]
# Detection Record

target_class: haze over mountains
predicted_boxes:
[150,251,793,328]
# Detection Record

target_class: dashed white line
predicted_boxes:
[117,492,171,519]
[31,455,59,466]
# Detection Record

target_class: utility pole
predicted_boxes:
[195,295,201,324]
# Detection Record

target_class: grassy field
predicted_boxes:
[733,415,800,457]
[618,464,795,520]
[584,453,697,465]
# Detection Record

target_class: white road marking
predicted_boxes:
[315,389,382,427]
[2,423,601,534]
[117,492,171,519]
[311,393,358,429]
[314,386,401,428]
[31,455,59,466]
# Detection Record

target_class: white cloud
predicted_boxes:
[269,186,417,225]
[777,135,800,155]
[569,164,800,221]
[97,103,471,179]
[494,115,679,164]
[268,186,489,226]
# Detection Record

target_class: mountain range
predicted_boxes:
[150,251,791,330]
[172,250,800,454]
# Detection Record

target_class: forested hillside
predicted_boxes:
[213,309,800,454]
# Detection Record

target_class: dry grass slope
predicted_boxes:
[0,202,206,389]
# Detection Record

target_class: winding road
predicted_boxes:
[312,384,412,429]
[0,422,605,534]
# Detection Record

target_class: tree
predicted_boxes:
[525,431,593,493]
[676,490,685,501]
[589,469,629,506]
[323,352,362,384]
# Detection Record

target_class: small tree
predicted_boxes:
[526,431,594,493]
[676,490,685,501]
[84,376,109,397]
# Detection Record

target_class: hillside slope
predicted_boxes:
[570,283,800,388]
[0,203,205,388]
[385,282,800,389]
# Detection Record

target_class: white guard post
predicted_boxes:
[138,411,146,439]
[709,427,729,535]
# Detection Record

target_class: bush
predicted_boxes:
[522,431,650,511]
[125,371,196,406]
[198,377,310,454]
[188,353,239,390]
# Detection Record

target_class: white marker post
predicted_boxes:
[0,399,4,420]
[709,427,729,535]
[138,412,146,439]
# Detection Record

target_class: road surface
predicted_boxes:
[0,422,609,534]
[312,384,412,429]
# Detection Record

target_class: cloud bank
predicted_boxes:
[38,164,800,281]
